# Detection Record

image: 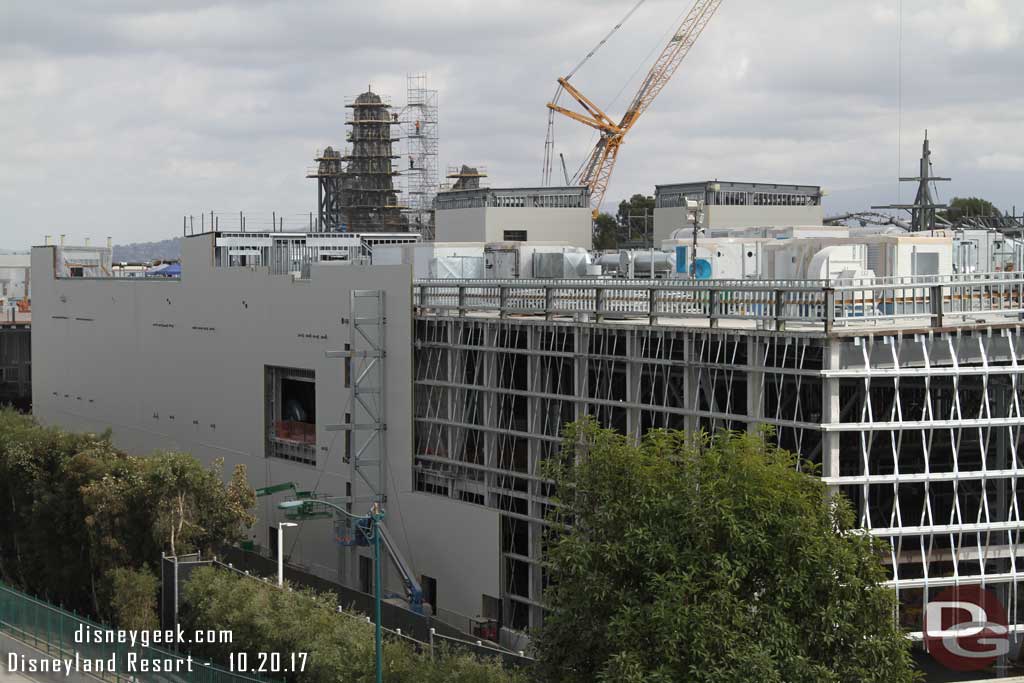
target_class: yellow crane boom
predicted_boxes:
[546,0,723,217]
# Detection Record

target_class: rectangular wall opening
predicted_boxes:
[421,575,437,612]
[265,366,317,466]
[359,555,373,594]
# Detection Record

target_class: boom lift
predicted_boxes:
[542,0,724,217]
[370,521,425,613]
[267,491,427,614]
[340,515,425,613]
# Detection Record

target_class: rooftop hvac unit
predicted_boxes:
[485,247,520,279]
[806,245,867,280]
[533,251,592,279]
[430,256,485,279]
[484,244,589,279]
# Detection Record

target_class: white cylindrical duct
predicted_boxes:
[620,250,675,275]
[596,253,622,271]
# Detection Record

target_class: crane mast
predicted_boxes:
[545,0,723,216]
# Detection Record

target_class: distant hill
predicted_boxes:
[112,238,181,263]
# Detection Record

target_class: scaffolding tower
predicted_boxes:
[401,74,439,239]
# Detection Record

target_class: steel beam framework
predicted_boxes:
[411,311,1024,634]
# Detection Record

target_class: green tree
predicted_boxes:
[593,213,619,250]
[144,453,256,556]
[942,197,1001,222]
[535,421,919,683]
[0,410,256,618]
[0,409,117,612]
[105,566,160,630]
[616,194,656,229]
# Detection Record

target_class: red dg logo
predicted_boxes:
[924,585,1009,672]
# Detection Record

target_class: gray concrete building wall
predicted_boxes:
[30,234,500,623]
[436,207,592,247]
[434,207,488,242]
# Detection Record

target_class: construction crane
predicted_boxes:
[542,0,724,217]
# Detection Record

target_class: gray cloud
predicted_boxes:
[1,0,1022,249]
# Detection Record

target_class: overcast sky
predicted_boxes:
[2,0,1022,249]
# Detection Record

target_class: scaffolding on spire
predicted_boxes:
[400,74,439,239]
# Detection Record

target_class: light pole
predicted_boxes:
[369,502,384,683]
[279,499,384,683]
[685,197,705,278]
[277,522,297,587]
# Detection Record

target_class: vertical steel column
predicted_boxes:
[446,320,456,478]
[625,331,640,441]
[484,324,499,477]
[683,331,699,435]
[574,326,589,423]
[746,335,765,433]
[822,337,842,496]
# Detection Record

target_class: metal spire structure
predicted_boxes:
[873,131,950,232]
[307,147,344,231]
[341,90,408,233]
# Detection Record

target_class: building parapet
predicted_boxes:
[413,272,1024,333]
[656,180,822,208]
[435,186,590,211]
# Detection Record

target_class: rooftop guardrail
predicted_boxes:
[413,273,1024,332]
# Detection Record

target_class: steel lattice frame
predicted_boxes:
[411,313,1024,634]
[401,74,438,238]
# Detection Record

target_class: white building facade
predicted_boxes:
[654,180,824,243]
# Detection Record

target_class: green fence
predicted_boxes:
[0,581,280,683]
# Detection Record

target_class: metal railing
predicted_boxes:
[413,273,1024,332]
[56,271,181,281]
[0,581,278,683]
[333,606,532,668]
